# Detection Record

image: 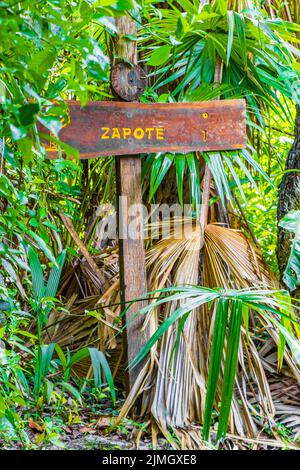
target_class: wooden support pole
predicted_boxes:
[199,56,224,275]
[115,16,149,392]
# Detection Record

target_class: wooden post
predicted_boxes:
[114,16,149,392]
[38,36,245,394]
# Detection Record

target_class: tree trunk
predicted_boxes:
[277,107,300,281]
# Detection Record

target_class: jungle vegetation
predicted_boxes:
[1,0,300,450]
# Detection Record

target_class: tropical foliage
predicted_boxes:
[0,0,300,451]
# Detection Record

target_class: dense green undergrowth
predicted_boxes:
[1,0,300,449]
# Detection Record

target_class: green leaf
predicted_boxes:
[127,286,299,441]
[97,351,116,405]
[175,155,186,206]
[213,0,228,16]
[130,289,219,369]
[279,211,300,291]
[203,299,229,442]
[55,344,67,370]
[45,250,66,298]
[177,0,198,15]
[29,218,39,227]
[69,347,90,368]
[41,343,56,378]
[89,347,102,389]
[1,258,27,298]
[148,45,172,66]
[44,380,54,404]
[217,300,243,440]
[27,231,58,266]
[9,124,26,141]
[27,49,57,88]
[88,348,116,405]
[34,343,55,398]
[226,11,235,66]
[18,103,39,127]
[37,115,62,136]
[28,247,45,302]
[234,13,246,64]
[62,382,82,405]
[149,154,173,200]
[186,154,200,210]
[268,316,300,366]
[18,137,33,164]
[0,393,7,420]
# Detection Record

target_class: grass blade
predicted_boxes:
[203,299,229,442]
[217,300,243,440]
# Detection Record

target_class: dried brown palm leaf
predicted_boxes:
[117,221,300,448]
[45,246,121,368]
[202,224,300,440]
[42,218,300,446]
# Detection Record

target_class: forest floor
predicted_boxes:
[0,396,164,450]
[1,407,298,451]
[0,396,298,451]
[0,414,164,450]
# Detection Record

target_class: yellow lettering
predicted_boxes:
[100,127,166,141]
[111,128,121,139]
[47,132,58,151]
[101,127,110,139]
[123,128,132,139]
[202,130,207,142]
[133,128,145,139]
[156,127,165,140]
[145,128,155,139]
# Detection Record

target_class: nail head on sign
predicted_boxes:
[111,63,147,102]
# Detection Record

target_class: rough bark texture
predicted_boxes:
[277,107,300,281]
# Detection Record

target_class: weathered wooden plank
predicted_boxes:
[114,16,149,394]
[116,157,149,389]
[41,99,246,158]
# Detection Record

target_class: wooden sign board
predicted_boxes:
[41,100,246,158]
